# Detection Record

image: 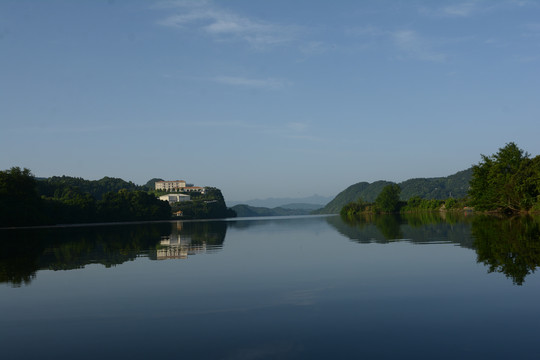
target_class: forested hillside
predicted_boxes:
[0,168,234,227]
[315,181,394,214]
[399,168,472,200]
[316,169,472,214]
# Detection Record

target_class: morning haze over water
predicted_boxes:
[2,214,540,359]
[2,1,540,359]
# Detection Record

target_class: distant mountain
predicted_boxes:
[279,203,324,211]
[228,194,333,208]
[231,204,313,217]
[316,168,473,214]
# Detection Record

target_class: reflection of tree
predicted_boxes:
[0,223,171,287]
[340,214,402,241]
[330,213,474,248]
[0,220,230,287]
[374,214,402,240]
[401,211,470,227]
[471,215,540,285]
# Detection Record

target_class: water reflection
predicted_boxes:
[3,214,540,287]
[150,221,227,260]
[330,212,474,247]
[333,213,540,285]
[0,220,227,287]
[472,215,540,285]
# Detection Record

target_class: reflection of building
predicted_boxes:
[154,222,206,260]
[159,194,191,203]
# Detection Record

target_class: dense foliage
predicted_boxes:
[469,143,540,213]
[1,167,171,227]
[37,175,144,200]
[375,184,402,213]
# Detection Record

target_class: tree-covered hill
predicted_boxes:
[1,168,235,227]
[399,168,472,200]
[315,180,394,214]
[144,178,164,190]
[316,169,472,214]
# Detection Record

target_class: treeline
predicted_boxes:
[0,167,171,227]
[340,143,540,216]
[37,175,145,200]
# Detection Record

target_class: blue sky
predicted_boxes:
[1,0,539,202]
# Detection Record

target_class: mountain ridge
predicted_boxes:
[315,168,473,214]
[228,194,333,208]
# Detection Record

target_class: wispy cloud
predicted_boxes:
[419,0,537,18]
[345,25,385,37]
[212,75,290,89]
[155,1,300,48]
[287,122,308,132]
[392,30,447,62]
[299,41,334,55]
[441,2,477,17]
[521,23,540,37]
[180,119,324,142]
[346,26,448,62]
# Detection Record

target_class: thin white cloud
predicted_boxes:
[180,119,324,142]
[442,2,477,17]
[345,25,385,37]
[287,122,308,132]
[521,23,540,37]
[299,41,333,55]
[213,76,290,89]
[419,0,537,18]
[392,30,447,62]
[156,1,300,48]
[346,26,448,62]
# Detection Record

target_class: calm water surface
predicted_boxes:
[1,214,540,359]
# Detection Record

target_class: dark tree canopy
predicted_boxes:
[0,167,44,226]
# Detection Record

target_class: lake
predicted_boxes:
[1,213,540,359]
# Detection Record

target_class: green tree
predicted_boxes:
[469,143,539,212]
[375,184,401,213]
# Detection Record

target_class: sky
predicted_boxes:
[1,0,539,202]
